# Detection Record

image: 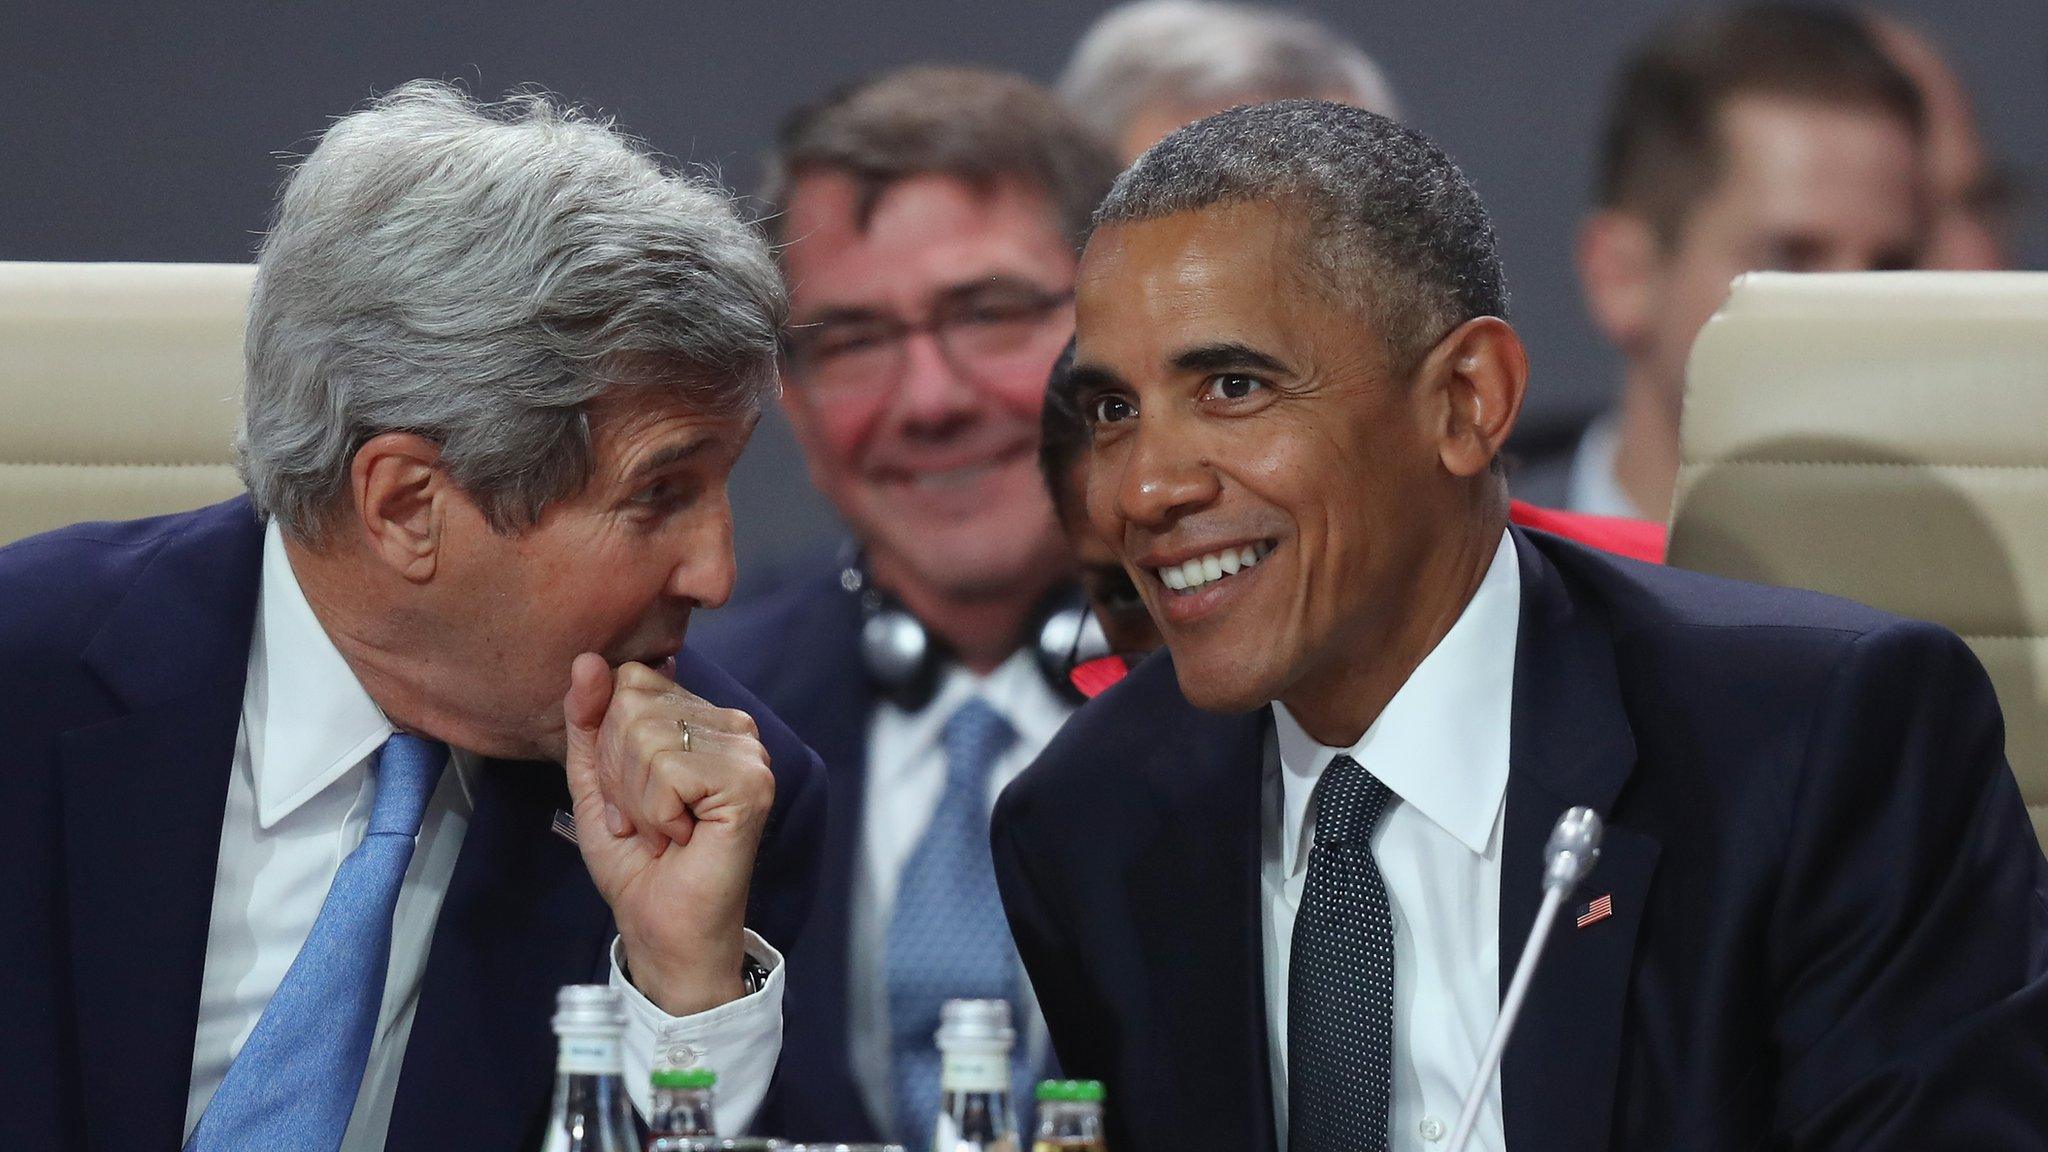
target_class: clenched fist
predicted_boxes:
[561,653,776,1016]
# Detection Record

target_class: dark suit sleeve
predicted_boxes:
[1765,620,2048,1147]
[991,781,1114,1083]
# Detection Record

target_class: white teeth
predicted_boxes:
[1156,541,1273,593]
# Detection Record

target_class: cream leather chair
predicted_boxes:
[0,262,251,547]
[1669,271,2048,849]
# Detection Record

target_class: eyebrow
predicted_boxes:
[623,436,712,484]
[1170,342,1293,377]
[1065,362,1124,400]
[792,274,1065,328]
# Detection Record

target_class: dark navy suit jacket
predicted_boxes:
[689,554,892,1140]
[0,498,827,1152]
[994,528,2048,1150]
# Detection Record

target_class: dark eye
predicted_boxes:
[1202,373,1265,401]
[1090,393,1136,425]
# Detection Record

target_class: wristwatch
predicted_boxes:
[740,952,772,996]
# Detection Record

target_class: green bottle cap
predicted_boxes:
[651,1066,717,1090]
[1035,1079,1106,1103]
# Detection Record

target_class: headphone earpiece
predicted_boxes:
[844,557,1105,709]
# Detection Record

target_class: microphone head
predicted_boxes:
[1542,806,1604,894]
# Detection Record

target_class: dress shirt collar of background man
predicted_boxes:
[687,66,1119,1143]
[1571,3,1930,522]
[0,81,830,1152]
[992,99,2048,1151]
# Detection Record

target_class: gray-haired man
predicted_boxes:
[1060,0,1401,163]
[0,82,824,1151]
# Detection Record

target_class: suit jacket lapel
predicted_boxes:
[60,500,264,1152]
[385,760,616,1152]
[1499,529,1661,1151]
[1127,695,1277,1151]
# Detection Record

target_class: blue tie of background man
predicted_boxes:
[886,697,1026,1142]
[188,732,449,1152]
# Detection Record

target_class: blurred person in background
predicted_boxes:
[1059,0,1400,164]
[688,67,1119,1144]
[0,82,826,1150]
[1868,11,2022,270]
[1569,3,1927,522]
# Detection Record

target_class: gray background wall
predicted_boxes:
[6,1,2042,572]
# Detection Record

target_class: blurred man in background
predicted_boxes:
[1059,0,1400,163]
[1868,12,2020,271]
[1569,3,1926,522]
[0,82,825,1151]
[689,67,1118,1144]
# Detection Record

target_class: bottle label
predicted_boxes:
[940,1051,1012,1093]
[556,1035,625,1075]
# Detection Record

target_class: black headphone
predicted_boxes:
[842,550,1109,711]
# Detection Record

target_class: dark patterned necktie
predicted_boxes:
[1289,753,1397,1152]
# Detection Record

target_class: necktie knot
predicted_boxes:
[368,733,447,838]
[1313,754,1394,848]
[940,697,1016,796]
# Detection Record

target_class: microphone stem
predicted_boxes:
[1446,884,1568,1152]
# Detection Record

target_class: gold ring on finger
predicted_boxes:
[675,718,693,753]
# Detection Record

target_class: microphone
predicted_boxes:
[1444,806,1604,1152]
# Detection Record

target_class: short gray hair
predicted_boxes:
[240,80,786,541]
[1098,100,1505,373]
[1059,1,1400,143]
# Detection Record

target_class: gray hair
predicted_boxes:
[240,80,786,541]
[1059,1,1400,144]
[1098,99,1505,373]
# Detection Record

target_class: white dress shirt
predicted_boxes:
[185,522,782,1148]
[1565,411,1645,520]
[1264,530,1519,1151]
[849,650,1073,1133]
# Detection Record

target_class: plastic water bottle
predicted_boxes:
[541,985,642,1152]
[932,999,1020,1152]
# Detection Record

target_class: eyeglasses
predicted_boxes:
[782,282,1073,405]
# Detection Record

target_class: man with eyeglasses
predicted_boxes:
[688,67,1120,1144]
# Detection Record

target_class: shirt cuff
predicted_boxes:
[608,929,784,1134]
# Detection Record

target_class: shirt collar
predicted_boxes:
[249,521,473,828]
[879,646,1076,758]
[1271,529,1520,875]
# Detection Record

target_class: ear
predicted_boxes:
[348,432,451,583]
[1419,316,1529,479]
[1576,210,1662,353]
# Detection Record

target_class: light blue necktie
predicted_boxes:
[885,697,1027,1143]
[187,732,448,1152]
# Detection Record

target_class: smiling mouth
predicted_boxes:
[1154,540,1276,594]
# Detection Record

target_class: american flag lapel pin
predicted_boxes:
[551,809,579,845]
[1575,893,1614,929]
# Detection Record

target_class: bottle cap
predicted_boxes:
[1036,1079,1106,1102]
[651,1066,717,1090]
[551,984,625,1034]
[935,998,1016,1050]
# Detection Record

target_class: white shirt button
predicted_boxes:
[1419,1115,1447,1142]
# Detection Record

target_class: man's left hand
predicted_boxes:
[561,653,774,1016]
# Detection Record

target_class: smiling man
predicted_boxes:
[0,83,824,1151]
[991,100,2048,1151]
[688,67,1119,1143]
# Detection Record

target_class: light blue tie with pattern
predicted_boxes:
[885,697,1024,1143]
[187,732,448,1152]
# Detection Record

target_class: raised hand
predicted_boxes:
[561,653,775,1016]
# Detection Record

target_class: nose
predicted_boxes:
[1112,414,1222,532]
[893,331,981,433]
[668,493,739,610]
